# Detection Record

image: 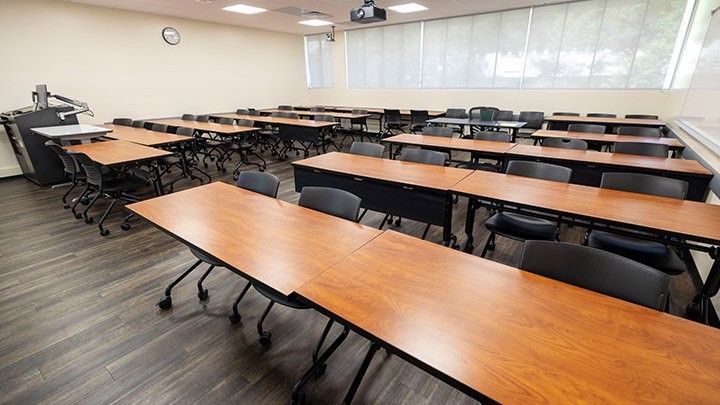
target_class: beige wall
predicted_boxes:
[0,0,309,177]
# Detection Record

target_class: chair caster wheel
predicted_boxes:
[258,332,272,345]
[85,217,94,224]
[198,288,209,300]
[315,363,327,377]
[452,242,460,250]
[387,217,393,224]
[121,223,131,231]
[296,151,300,156]
[74,212,83,219]
[488,243,495,251]
[222,167,227,172]
[229,313,241,324]
[158,296,172,309]
[463,244,474,253]
[291,390,306,405]
[304,152,309,158]
[100,229,110,236]
[259,167,265,172]
[394,218,401,226]
[81,198,89,205]
[204,163,208,168]
[63,203,70,209]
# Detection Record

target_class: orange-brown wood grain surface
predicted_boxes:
[451,170,720,244]
[126,182,381,297]
[382,134,515,154]
[146,119,257,134]
[63,140,171,166]
[545,115,665,127]
[532,130,684,149]
[292,152,473,191]
[298,230,720,404]
[100,124,193,146]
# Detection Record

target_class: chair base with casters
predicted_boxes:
[74,176,145,236]
[253,282,311,345]
[157,248,223,309]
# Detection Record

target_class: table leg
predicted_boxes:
[342,343,380,405]
[152,163,164,196]
[688,249,720,325]
[443,193,458,249]
[463,198,477,253]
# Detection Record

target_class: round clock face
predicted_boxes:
[162,27,180,45]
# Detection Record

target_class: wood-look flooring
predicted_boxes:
[0,135,699,404]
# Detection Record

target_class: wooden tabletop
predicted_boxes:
[100,124,194,146]
[146,119,257,134]
[210,113,338,128]
[298,230,720,404]
[292,152,473,191]
[532,130,684,149]
[126,182,382,297]
[452,170,720,245]
[63,140,171,166]
[298,106,446,116]
[260,109,370,119]
[545,115,665,127]
[507,144,712,176]
[382,134,515,154]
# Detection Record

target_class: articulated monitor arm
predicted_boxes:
[51,94,94,120]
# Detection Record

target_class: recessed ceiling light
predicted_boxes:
[299,19,333,26]
[387,3,428,13]
[222,4,267,15]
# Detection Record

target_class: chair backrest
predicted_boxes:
[351,109,368,124]
[236,119,253,127]
[625,114,659,120]
[600,172,688,200]
[236,171,280,198]
[473,131,511,142]
[351,109,367,114]
[313,114,335,123]
[151,123,168,133]
[520,241,670,310]
[495,110,513,121]
[310,107,325,112]
[132,120,145,128]
[553,112,580,117]
[384,109,402,125]
[298,186,361,222]
[67,151,103,187]
[195,115,210,122]
[278,105,294,111]
[587,113,617,118]
[518,111,545,129]
[567,123,606,134]
[218,117,234,125]
[399,149,446,166]
[112,118,132,126]
[421,126,453,137]
[469,106,498,121]
[247,110,261,116]
[349,141,385,158]
[175,127,194,136]
[614,142,669,158]
[270,111,283,118]
[410,110,429,125]
[617,126,661,138]
[542,137,589,150]
[282,112,299,119]
[45,140,77,176]
[181,114,195,121]
[506,160,572,183]
[236,109,249,115]
[446,108,467,119]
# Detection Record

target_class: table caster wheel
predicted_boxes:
[259,167,265,172]
[198,288,209,300]
[291,390,306,405]
[315,363,327,377]
[229,313,241,324]
[74,212,83,219]
[259,332,272,345]
[85,217,94,224]
[100,229,110,236]
[63,203,70,209]
[394,218,402,226]
[463,243,474,253]
[158,296,172,309]
[81,198,89,205]
[121,223,131,231]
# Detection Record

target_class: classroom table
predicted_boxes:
[545,115,666,132]
[504,144,712,201]
[451,169,720,324]
[296,230,720,404]
[531,129,685,153]
[259,109,370,120]
[292,152,472,246]
[295,105,446,116]
[426,117,527,140]
[380,134,513,169]
[100,124,194,146]
[146,118,258,136]
[63,140,171,195]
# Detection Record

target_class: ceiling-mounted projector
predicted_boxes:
[350,1,386,24]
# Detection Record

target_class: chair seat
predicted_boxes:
[588,231,685,275]
[159,156,181,165]
[204,140,223,146]
[102,176,146,193]
[190,248,224,267]
[485,212,557,241]
[252,282,309,309]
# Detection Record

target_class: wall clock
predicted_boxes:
[162,27,180,45]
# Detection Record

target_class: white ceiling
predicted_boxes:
[58,0,567,35]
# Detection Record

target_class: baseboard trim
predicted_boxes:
[0,166,22,178]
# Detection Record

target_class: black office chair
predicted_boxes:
[278,105,294,111]
[195,115,210,123]
[481,161,572,258]
[45,141,86,210]
[548,112,580,130]
[309,107,325,112]
[409,110,429,133]
[67,151,145,236]
[587,113,617,118]
[236,109,249,115]
[151,123,169,133]
[473,131,511,142]
[381,109,403,139]
[253,186,361,345]
[282,112,299,119]
[445,108,467,135]
[495,110,513,121]
[399,148,446,166]
[587,173,688,276]
[112,118,132,126]
[247,109,261,116]
[515,111,545,139]
[520,241,670,310]
[421,126,453,137]
[469,106,498,121]
[181,114,195,121]
[217,117,234,125]
[131,120,145,128]
[617,126,661,137]
[625,114,659,120]
[349,142,384,158]
[157,172,281,312]
[542,137,589,150]
[311,114,340,155]
[614,142,669,158]
[567,123,606,134]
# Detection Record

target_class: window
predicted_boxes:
[304,34,333,88]
[338,0,691,90]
